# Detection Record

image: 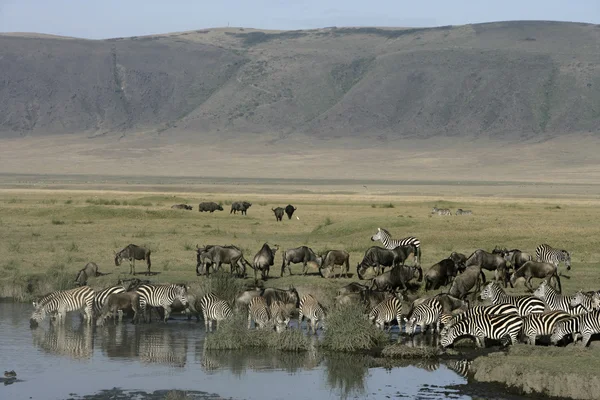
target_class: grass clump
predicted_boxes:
[380,203,395,208]
[381,343,441,359]
[321,304,388,352]
[51,218,65,225]
[190,271,245,305]
[86,198,121,206]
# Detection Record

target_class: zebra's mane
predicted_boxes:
[379,228,392,237]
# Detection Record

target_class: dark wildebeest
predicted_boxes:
[96,291,141,326]
[74,262,100,286]
[465,249,511,287]
[337,282,369,296]
[115,244,151,275]
[450,252,468,267]
[199,202,223,213]
[500,249,532,271]
[284,204,297,220]
[423,257,466,291]
[318,250,350,278]
[356,246,414,279]
[262,287,300,309]
[272,207,285,222]
[235,288,263,310]
[196,245,250,278]
[253,243,279,281]
[281,246,320,276]
[230,201,252,215]
[510,261,561,293]
[171,204,193,210]
[370,264,422,292]
[448,265,484,300]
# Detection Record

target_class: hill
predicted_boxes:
[0,21,599,181]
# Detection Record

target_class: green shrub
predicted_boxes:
[51,218,65,225]
[190,271,245,305]
[320,304,388,352]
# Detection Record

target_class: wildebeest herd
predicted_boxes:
[29,216,600,350]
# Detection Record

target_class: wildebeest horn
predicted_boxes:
[294,207,297,210]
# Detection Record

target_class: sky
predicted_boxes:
[0,0,599,39]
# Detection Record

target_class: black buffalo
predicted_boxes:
[272,207,285,222]
[231,201,252,215]
[198,202,223,213]
[285,204,297,219]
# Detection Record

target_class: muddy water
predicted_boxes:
[0,303,519,400]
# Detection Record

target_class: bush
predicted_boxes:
[380,343,441,359]
[51,218,65,225]
[190,271,245,305]
[320,304,388,352]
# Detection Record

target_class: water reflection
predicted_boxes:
[324,352,372,399]
[445,359,473,379]
[31,322,94,361]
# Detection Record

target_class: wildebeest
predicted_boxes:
[510,261,561,293]
[253,243,279,281]
[235,288,263,310]
[406,293,467,319]
[198,202,223,213]
[230,201,252,215]
[465,249,511,287]
[196,245,250,278]
[115,244,151,275]
[284,204,297,219]
[423,257,465,291]
[337,282,369,296]
[74,262,100,286]
[171,204,193,210]
[96,291,141,326]
[502,249,532,271]
[356,246,414,279]
[318,250,350,278]
[370,264,422,292]
[450,252,468,266]
[281,246,320,276]
[272,207,285,222]
[448,265,484,300]
[262,287,300,309]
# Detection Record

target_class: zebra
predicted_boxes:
[551,310,600,347]
[431,207,452,216]
[446,359,472,378]
[551,315,582,345]
[535,244,571,275]
[30,286,95,327]
[135,283,188,323]
[455,209,473,216]
[480,281,546,316]
[93,285,126,318]
[521,311,572,345]
[270,300,290,332]
[298,294,326,334]
[247,296,270,329]
[441,303,519,336]
[404,298,443,335]
[369,296,403,331]
[199,293,233,332]
[31,324,94,360]
[440,313,523,348]
[370,227,422,266]
[533,281,585,315]
[570,291,600,312]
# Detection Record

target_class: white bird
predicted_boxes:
[296,216,300,220]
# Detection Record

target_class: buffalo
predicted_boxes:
[281,246,320,276]
[272,207,285,221]
[319,250,350,278]
[370,264,422,292]
[285,204,297,219]
[253,243,279,281]
[198,202,223,213]
[231,201,252,215]
[423,257,465,291]
[171,204,193,210]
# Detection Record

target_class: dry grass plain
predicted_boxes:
[1,177,600,304]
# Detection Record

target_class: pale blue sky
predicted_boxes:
[0,0,598,39]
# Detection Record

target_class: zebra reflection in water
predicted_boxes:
[31,322,94,361]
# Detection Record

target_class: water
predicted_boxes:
[0,303,500,400]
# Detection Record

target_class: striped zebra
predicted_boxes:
[440,313,523,348]
[93,285,126,317]
[135,283,188,323]
[31,324,94,360]
[455,209,473,216]
[431,207,452,216]
[480,281,546,316]
[441,303,519,336]
[370,227,422,266]
[535,244,571,274]
[521,311,572,345]
[247,296,270,329]
[439,313,454,327]
[369,296,403,330]
[551,310,600,347]
[446,359,472,378]
[30,286,95,327]
[570,291,600,312]
[298,294,326,334]
[533,281,585,315]
[404,298,442,335]
[270,300,290,332]
[200,293,233,332]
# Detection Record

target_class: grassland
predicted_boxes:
[1,185,600,303]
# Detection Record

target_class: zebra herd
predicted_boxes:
[431,207,472,216]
